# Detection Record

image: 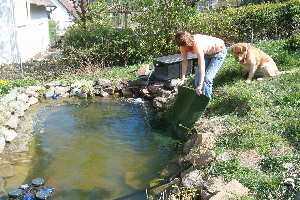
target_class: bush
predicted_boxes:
[190,0,300,45]
[63,26,143,69]
[287,31,300,51]
[63,0,300,68]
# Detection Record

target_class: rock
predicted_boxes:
[157,88,173,98]
[224,179,249,197]
[104,87,115,95]
[0,127,18,142]
[153,97,170,108]
[99,90,109,97]
[70,88,81,96]
[88,187,111,200]
[187,151,216,169]
[78,92,88,98]
[14,109,25,117]
[17,93,29,103]
[9,101,25,111]
[204,176,226,195]
[27,86,45,91]
[122,88,133,97]
[28,97,39,105]
[183,134,197,154]
[135,64,150,77]
[5,115,20,129]
[45,87,55,98]
[200,189,212,200]
[25,90,39,97]
[0,88,18,104]
[164,79,181,90]
[54,86,70,95]
[147,83,164,94]
[181,170,203,188]
[128,80,149,86]
[97,79,111,87]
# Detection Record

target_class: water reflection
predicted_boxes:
[26,97,179,199]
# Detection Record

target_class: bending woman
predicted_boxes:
[174,31,227,98]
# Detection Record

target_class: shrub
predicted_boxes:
[287,31,300,51]
[63,26,143,69]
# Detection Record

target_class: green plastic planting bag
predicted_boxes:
[165,86,210,140]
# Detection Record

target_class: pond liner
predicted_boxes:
[113,163,192,200]
[164,86,210,140]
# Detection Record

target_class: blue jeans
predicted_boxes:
[195,48,227,98]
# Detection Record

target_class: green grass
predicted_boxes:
[199,39,300,199]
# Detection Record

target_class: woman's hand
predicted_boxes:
[195,86,202,96]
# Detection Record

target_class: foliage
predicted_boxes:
[63,26,142,69]
[132,0,197,57]
[192,0,300,45]
[63,0,199,69]
[240,0,292,6]
[62,0,300,69]
[287,31,300,51]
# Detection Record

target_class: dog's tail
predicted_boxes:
[276,69,300,75]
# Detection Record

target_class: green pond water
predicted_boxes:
[22,97,179,200]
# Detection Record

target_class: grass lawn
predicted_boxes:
[190,39,300,199]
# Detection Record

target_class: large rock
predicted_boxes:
[17,93,29,103]
[5,115,20,129]
[134,64,150,77]
[96,79,111,87]
[181,170,203,188]
[0,89,18,104]
[208,179,249,199]
[9,101,25,111]
[0,126,18,142]
[186,151,216,169]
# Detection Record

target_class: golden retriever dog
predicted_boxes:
[231,43,279,83]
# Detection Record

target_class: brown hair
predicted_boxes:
[174,31,194,47]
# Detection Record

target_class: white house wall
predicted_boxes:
[0,0,50,64]
[49,0,75,36]
[0,0,20,64]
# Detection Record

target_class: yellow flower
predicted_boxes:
[0,80,10,84]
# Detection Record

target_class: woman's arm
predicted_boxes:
[196,51,205,96]
[181,54,188,80]
[178,53,188,86]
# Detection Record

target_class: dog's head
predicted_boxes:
[231,43,250,64]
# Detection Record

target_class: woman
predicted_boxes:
[174,31,227,98]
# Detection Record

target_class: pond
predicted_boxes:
[10,97,179,200]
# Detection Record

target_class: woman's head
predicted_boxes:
[175,31,194,47]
